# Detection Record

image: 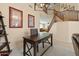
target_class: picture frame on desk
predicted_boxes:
[9,7,23,28]
[28,14,35,28]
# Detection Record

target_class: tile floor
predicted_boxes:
[10,39,75,56]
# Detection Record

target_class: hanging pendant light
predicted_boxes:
[34,3,50,14]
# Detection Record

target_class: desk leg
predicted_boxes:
[42,41,44,48]
[23,39,26,56]
[51,35,53,46]
[33,43,37,56]
[37,44,39,52]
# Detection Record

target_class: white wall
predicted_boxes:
[49,22,57,39]
[52,22,69,43]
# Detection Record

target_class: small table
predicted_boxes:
[23,32,53,56]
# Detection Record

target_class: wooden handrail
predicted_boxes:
[54,9,64,21]
[54,9,79,21]
[48,15,56,32]
[59,9,79,12]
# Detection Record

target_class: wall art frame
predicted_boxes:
[28,14,35,28]
[9,7,23,28]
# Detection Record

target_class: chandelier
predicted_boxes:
[34,3,50,13]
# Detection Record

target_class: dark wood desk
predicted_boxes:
[23,32,53,56]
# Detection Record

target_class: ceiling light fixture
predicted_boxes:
[34,3,50,14]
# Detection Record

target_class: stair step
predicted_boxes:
[0,50,12,56]
[0,42,10,50]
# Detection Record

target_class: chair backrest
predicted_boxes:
[30,28,38,36]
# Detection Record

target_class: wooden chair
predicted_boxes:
[30,28,51,52]
[30,28,38,36]
[30,28,39,52]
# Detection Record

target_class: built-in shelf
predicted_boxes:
[0,15,11,56]
[0,42,7,50]
[0,34,8,37]
[0,42,10,51]
[0,50,12,56]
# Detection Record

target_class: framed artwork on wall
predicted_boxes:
[9,7,23,28]
[28,14,35,28]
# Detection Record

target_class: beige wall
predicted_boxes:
[69,21,79,42]
[0,3,52,53]
[49,22,57,40]
[50,21,79,44]
[54,22,69,43]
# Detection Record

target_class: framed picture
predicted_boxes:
[9,7,23,28]
[28,14,35,28]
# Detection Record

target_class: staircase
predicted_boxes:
[47,9,64,32]
[48,9,79,32]
[54,9,64,21]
